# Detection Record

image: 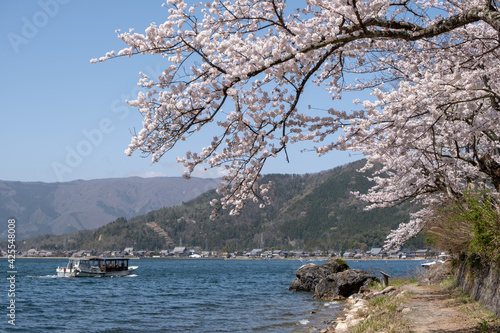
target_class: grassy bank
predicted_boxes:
[346,278,414,333]
[334,264,500,332]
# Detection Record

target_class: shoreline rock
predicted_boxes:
[314,269,380,301]
[289,259,349,292]
[289,259,380,301]
[289,259,384,332]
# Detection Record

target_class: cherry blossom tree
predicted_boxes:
[92,0,500,249]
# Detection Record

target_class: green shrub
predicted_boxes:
[454,192,500,264]
[429,190,500,266]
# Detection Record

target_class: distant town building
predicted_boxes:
[172,247,187,256]
[250,249,263,257]
[415,249,430,258]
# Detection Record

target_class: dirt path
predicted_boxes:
[401,284,481,332]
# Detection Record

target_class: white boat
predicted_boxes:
[57,257,138,277]
[421,254,451,269]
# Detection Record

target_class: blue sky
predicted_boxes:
[1,0,361,183]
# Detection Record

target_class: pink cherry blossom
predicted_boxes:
[93,0,500,249]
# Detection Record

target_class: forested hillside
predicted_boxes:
[19,160,425,252]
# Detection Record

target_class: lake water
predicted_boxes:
[1,258,425,332]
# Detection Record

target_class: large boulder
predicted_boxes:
[289,259,349,292]
[313,269,380,300]
[320,259,350,274]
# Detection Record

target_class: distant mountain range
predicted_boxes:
[17,160,426,252]
[0,177,220,240]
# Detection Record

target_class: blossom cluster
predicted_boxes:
[93,0,500,248]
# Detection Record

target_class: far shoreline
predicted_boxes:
[0,256,428,261]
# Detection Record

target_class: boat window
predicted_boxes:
[119,260,128,269]
[106,260,115,271]
[79,260,90,269]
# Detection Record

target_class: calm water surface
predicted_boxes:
[1,258,424,332]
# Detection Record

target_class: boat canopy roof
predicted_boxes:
[87,257,129,261]
[69,257,130,262]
